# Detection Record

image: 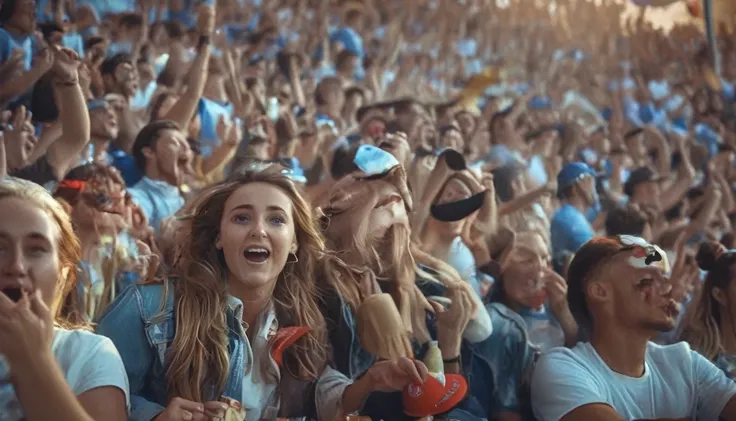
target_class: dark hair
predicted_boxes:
[0,0,17,23]
[315,77,342,107]
[119,13,144,29]
[39,22,64,41]
[336,49,358,72]
[54,163,125,206]
[85,36,106,51]
[696,242,736,277]
[491,161,526,202]
[605,206,647,237]
[163,20,186,40]
[132,120,181,171]
[567,237,623,332]
[330,143,359,179]
[101,53,133,76]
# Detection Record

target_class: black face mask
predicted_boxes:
[430,191,485,222]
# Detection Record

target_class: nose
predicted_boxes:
[249,220,267,239]
[1,247,27,278]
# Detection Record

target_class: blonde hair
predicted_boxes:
[0,177,86,328]
[165,167,328,402]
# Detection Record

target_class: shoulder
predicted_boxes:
[52,328,130,398]
[488,302,528,338]
[53,327,114,356]
[97,281,173,327]
[534,344,601,380]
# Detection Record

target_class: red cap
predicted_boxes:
[402,374,468,417]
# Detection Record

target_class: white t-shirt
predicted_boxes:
[0,327,130,421]
[531,341,736,421]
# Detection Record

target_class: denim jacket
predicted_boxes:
[477,303,538,417]
[96,281,352,421]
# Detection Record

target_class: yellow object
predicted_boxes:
[704,66,723,92]
[423,341,446,386]
[455,67,501,113]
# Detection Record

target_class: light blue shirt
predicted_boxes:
[128,176,184,233]
[551,203,595,261]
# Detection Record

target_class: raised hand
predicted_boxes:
[0,289,54,368]
[32,48,54,75]
[50,46,80,83]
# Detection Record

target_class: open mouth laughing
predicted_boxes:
[243,246,271,264]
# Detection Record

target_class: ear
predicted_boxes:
[142,146,155,160]
[215,234,222,250]
[712,287,727,307]
[587,280,610,304]
[290,243,298,254]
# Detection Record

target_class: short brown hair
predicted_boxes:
[567,237,623,331]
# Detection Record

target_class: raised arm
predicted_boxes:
[45,47,90,181]
[158,6,213,128]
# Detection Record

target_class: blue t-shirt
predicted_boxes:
[0,28,36,71]
[197,98,234,158]
[551,203,595,261]
[109,146,142,187]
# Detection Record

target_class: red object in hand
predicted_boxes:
[402,374,468,417]
[270,326,309,366]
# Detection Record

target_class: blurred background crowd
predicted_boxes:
[1,0,736,420]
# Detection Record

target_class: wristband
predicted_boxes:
[53,79,79,87]
[443,355,461,364]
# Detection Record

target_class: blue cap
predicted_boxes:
[557,162,597,195]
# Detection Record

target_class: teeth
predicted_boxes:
[247,248,268,253]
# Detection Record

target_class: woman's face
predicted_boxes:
[71,177,127,233]
[0,198,61,306]
[428,178,472,238]
[502,233,550,309]
[440,129,464,151]
[219,183,297,289]
[368,181,409,241]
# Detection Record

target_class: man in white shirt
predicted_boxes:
[531,235,736,421]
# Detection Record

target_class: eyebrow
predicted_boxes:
[0,231,52,244]
[229,204,287,214]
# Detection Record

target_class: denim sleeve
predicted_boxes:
[314,366,352,421]
[96,285,165,421]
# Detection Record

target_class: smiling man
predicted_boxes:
[531,236,736,421]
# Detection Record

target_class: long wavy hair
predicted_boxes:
[320,168,459,342]
[680,242,736,360]
[164,166,329,403]
[0,178,86,328]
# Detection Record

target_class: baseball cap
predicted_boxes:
[557,162,598,197]
[623,167,666,197]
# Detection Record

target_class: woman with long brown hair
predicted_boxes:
[0,177,129,421]
[96,165,428,421]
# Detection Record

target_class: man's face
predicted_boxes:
[150,129,189,185]
[633,181,661,209]
[10,0,35,34]
[593,249,680,333]
[113,61,139,97]
[89,103,119,140]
